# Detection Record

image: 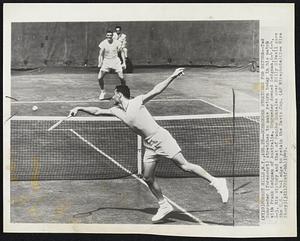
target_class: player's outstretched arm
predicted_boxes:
[70,107,113,116]
[142,68,185,104]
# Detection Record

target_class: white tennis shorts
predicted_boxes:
[143,127,181,163]
[100,58,123,73]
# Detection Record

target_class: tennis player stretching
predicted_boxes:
[70,68,229,223]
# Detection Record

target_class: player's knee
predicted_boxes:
[180,163,193,173]
[143,176,154,185]
[98,70,106,78]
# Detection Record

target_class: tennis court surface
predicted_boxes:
[9,67,259,225]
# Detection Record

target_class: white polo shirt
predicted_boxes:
[113,32,127,48]
[99,39,122,59]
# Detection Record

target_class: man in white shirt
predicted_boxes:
[98,30,126,100]
[70,68,229,223]
[113,25,128,59]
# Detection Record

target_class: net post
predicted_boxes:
[232,88,236,226]
[137,136,143,176]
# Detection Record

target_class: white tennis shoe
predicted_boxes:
[152,201,174,222]
[99,91,106,100]
[211,178,229,203]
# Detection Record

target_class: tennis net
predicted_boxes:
[10,113,259,181]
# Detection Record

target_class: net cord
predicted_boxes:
[232,89,236,226]
[10,112,260,123]
[10,112,260,122]
[137,136,143,175]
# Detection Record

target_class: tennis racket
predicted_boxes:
[47,115,72,131]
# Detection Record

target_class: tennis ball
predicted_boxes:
[32,105,38,111]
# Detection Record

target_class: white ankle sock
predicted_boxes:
[158,199,168,206]
[211,177,218,185]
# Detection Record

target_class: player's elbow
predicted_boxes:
[152,85,164,95]
[143,176,155,185]
[94,109,104,115]
[95,108,112,116]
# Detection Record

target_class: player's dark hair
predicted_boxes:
[115,85,130,99]
[115,25,122,30]
[106,29,113,34]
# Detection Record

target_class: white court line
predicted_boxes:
[11,97,233,117]
[10,98,232,110]
[69,128,205,225]
[192,98,230,113]
[10,97,260,123]
[10,98,219,104]
[16,124,258,133]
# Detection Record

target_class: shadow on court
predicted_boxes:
[11,177,259,225]
[73,207,202,224]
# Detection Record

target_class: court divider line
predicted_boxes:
[9,98,235,108]
[11,97,260,123]
[69,128,206,225]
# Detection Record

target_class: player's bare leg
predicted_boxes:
[117,71,126,85]
[171,152,229,203]
[143,161,174,222]
[123,48,128,59]
[98,70,107,100]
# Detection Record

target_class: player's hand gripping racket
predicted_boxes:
[99,96,112,101]
[47,114,72,131]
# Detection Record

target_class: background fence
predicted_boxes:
[11,21,259,69]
